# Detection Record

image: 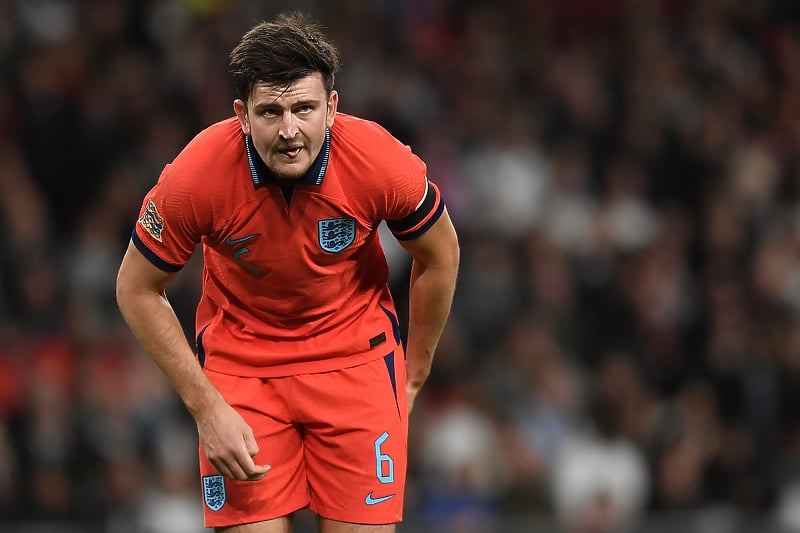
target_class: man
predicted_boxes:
[115,11,459,533]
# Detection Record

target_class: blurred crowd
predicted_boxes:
[2,0,800,532]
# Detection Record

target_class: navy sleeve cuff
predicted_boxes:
[131,230,183,273]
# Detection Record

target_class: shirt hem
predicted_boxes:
[201,346,399,379]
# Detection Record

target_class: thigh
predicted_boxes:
[216,516,292,533]
[201,370,310,529]
[319,517,395,533]
[292,350,409,525]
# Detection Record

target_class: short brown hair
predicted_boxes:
[229,12,340,102]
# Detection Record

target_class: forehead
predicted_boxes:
[249,73,326,106]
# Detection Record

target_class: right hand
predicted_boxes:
[195,400,271,481]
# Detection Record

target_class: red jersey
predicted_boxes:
[132,113,443,377]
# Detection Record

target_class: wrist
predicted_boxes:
[183,381,225,419]
[406,364,430,387]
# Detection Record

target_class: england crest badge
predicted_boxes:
[318,217,356,253]
[203,474,226,512]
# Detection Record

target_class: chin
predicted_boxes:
[271,163,311,181]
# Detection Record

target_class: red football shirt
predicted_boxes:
[132,113,443,377]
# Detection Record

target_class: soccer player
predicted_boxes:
[115,11,459,533]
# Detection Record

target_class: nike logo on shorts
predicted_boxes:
[365,492,395,505]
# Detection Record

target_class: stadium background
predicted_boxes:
[2,0,800,531]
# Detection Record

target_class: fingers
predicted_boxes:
[238,440,271,481]
[198,403,271,481]
[209,456,238,480]
[246,462,271,481]
[209,448,271,481]
[206,430,271,482]
[243,426,260,457]
[242,428,272,480]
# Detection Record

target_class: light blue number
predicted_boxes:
[374,432,394,484]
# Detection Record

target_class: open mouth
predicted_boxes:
[279,146,303,158]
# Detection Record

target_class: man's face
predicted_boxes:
[235,73,337,180]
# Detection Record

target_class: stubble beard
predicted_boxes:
[270,163,307,181]
[264,144,310,181]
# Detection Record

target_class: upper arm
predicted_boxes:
[399,207,459,269]
[116,239,179,298]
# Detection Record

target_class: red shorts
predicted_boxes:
[198,350,408,528]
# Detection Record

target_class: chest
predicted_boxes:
[207,183,378,278]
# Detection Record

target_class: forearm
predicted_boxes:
[118,286,269,480]
[117,289,222,417]
[404,259,458,388]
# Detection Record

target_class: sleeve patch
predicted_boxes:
[138,199,165,243]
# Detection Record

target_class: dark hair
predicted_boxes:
[229,12,340,102]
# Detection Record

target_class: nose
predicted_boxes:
[279,111,299,139]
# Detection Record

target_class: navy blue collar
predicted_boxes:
[245,128,330,187]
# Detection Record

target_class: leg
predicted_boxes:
[216,516,292,533]
[319,517,395,533]
[201,371,310,529]
[290,352,408,525]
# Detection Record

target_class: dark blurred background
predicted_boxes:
[2,0,800,532]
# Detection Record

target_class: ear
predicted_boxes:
[326,91,338,128]
[234,99,250,135]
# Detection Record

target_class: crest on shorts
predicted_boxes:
[318,217,356,253]
[138,199,164,242]
[203,474,226,512]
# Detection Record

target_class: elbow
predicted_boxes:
[442,244,460,279]
[444,228,460,274]
[115,268,132,313]
[115,260,145,314]
[451,238,461,271]
[437,224,461,276]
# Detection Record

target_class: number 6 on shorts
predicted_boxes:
[374,432,394,484]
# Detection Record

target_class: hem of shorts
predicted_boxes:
[310,502,403,526]
[204,503,310,529]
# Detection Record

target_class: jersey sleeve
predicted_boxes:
[368,130,445,241]
[131,163,210,272]
[386,178,445,240]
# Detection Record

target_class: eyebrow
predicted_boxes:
[252,98,321,112]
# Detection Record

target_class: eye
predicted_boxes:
[297,105,314,114]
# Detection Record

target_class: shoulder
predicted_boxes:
[159,117,245,192]
[150,117,249,222]
[329,113,430,221]
[330,113,425,175]
[173,117,244,172]
[331,114,411,155]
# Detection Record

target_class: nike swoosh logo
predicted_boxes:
[365,492,395,505]
[226,233,259,245]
